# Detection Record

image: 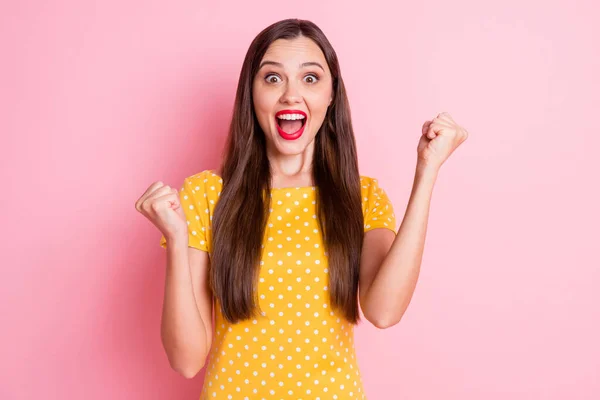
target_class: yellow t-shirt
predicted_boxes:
[160,170,396,400]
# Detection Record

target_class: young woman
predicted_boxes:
[135,18,468,400]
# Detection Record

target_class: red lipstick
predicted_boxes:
[275,109,307,141]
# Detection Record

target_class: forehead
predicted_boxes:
[261,36,327,66]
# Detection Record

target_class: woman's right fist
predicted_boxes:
[135,181,188,241]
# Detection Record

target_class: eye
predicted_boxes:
[265,74,281,84]
[303,74,319,84]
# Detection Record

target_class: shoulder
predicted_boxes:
[180,170,223,217]
[359,174,396,230]
[183,169,223,191]
[359,175,382,201]
[359,175,378,189]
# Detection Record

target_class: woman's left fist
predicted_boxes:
[417,112,469,171]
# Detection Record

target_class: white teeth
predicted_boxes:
[277,114,306,120]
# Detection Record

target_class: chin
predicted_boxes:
[271,130,315,154]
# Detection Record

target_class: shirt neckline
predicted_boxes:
[209,170,317,191]
[270,186,316,191]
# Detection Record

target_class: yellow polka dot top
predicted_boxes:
[160,170,396,400]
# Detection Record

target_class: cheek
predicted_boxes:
[309,96,331,119]
[308,86,332,111]
[253,87,275,119]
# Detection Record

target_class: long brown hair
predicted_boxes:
[210,18,364,324]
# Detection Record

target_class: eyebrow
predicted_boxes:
[258,60,325,72]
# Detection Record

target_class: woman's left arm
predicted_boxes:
[359,112,469,329]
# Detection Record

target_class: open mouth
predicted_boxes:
[274,111,308,140]
[276,116,307,134]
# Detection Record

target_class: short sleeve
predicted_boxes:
[361,176,396,234]
[159,173,212,252]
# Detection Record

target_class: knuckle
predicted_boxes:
[150,201,161,212]
[141,199,152,212]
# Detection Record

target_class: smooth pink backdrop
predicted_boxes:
[2,0,599,399]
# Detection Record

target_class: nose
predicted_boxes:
[279,80,302,105]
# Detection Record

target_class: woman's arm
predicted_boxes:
[161,236,213,378]
[359,164,438,329]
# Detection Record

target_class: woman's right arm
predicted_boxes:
[134,179,213,379]
[161,235,213,379]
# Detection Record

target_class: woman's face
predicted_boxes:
[252,36,333,157]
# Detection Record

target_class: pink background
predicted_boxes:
[2,0,599,399]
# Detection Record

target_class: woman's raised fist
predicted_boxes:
[135,181,188,242]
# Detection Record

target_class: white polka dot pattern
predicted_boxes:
[160,170,396,399]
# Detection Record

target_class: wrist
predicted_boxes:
[415,161,439,179]
[165,231,188,248]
